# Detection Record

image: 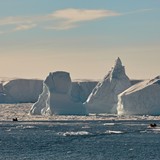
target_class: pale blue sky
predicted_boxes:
[0,0,160,80]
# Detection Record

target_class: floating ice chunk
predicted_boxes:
[62,131,90,136]
[106,130,124,134]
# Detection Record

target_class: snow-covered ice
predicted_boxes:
[85,57,131,114]
[30,71,88,115]
[117,76,160,115]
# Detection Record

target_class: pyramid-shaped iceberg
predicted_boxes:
[85,58,131,114]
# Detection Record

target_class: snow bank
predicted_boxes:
[30,71,88,115]
[117,76,160,115]
[85,58,131,114]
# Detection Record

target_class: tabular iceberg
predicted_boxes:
[2,79,43,103]
[30,71,88,115]
[85,58,131,114]
[0,77,97,104]
[117,76,160,115]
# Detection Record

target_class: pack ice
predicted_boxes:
[30,71,88,115]
[85,58,131,114]
[117,76,160,115]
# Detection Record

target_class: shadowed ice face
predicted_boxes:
[53,72,71,94]
[44,71,71,94]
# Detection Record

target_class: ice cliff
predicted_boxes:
[85,57,131,114]
[0,83,5,103]
[0,76,140,104]
[0,78,97,104]
[1,79,43,103]
[117,76,160,115]
[71,80,98,103]
[30,71,88,115]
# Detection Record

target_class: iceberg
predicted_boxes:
[2,79,43,103]
[0,77,97,104]
[30,71,88,115]
[71,80,98,103]
[85,57,131,114]
[117,76,160,115]
[0,83,5,103]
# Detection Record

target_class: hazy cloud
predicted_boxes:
[14,24,37,31]
[47,8,120,30]
[45,22,78,30]
[0,8,152,33]
[52,9,118,21]
[0,16,32,26]
[0,8,120,33]
[0,31,5,34]
[124,8,153,15]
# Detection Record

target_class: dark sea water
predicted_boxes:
[0,120,160,160]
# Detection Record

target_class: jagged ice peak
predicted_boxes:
[110,57,126,80]
[114,57,122,68]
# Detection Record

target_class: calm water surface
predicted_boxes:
[0,120,160,160]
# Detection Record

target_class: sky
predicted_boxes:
[0,0,160,80]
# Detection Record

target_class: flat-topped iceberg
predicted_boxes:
[117,76,160,115]
[30,71,88,115]
[85,58,131,114]
[0,78,97,104]
[2,79,43,103]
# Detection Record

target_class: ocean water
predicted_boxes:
[1,120,160,160]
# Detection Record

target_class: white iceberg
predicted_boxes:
[85,57,131,114]
[0,83,5,103]
[2,79,43,103]
[117,76,160,115]
[0,77,97,104]
[30,71,88,115]
[71,80,98,103]
[0,76,140,104]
